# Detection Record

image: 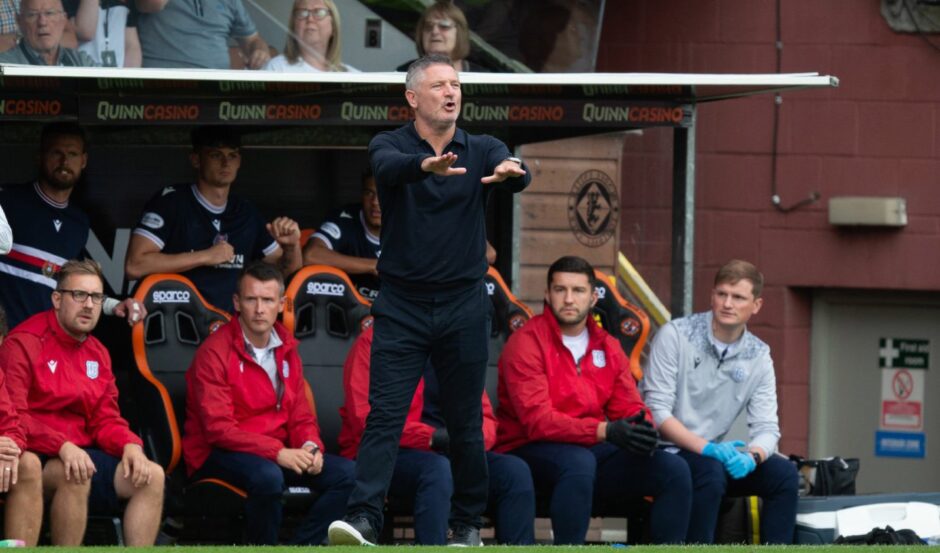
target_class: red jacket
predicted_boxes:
[0,310,142,457]
[0,370,26,452]
[495,309,651,453]
[338,327,497,459]
[182,318,322,474]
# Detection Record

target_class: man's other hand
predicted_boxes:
[606,412,659,455]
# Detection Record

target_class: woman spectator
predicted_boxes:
[396,1,484,72]
[265,0,356,73]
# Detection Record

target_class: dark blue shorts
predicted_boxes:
[39,448,122,513]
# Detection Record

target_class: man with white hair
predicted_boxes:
[0,0,94,65]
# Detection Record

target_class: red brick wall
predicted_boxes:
[598,1,940,455]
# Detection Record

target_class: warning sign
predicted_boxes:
[880,368,925,431]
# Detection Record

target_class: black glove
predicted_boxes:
[606,412,659,455]
[430,427,450,454]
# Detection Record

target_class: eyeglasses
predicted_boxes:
[21,9,65,21]
[424,20,455,32]
[56,289,106,305]
[294,7,331,21]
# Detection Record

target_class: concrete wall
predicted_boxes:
[597,1,940,455]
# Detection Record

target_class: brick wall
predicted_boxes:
[598,1,940,455]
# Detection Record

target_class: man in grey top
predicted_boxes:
[642,259,798,544]
[135,0,270,69]
[0,0,95,66]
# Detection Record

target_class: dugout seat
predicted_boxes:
[283,265,373,454]
[592,269,651,381]
[483,267,533,410]
[130,274,314,543]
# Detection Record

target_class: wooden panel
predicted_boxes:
[520,194,574,230]
[520,230,616,266]
[520,132,627,159]
[524,159,620,194]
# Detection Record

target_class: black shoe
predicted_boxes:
[447,525,483,547]
[328,516,377,546]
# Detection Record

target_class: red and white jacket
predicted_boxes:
[0,370,26,452]
[0,310,142,457]
[338,327,497,459]
[182,318,322,474]
[495,308,651,453]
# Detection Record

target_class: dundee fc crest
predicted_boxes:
[567,170,619,247]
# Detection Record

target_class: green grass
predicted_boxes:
[14,547,934,552]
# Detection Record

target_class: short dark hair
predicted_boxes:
[714,259,764,298]
[0,303,7,338]
[237,261,285,295]
[405,53,454,90]
[191,126,241,151]
[547,255,595,289]
[40,122,86,153]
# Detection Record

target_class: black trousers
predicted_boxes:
[346,282,491,532]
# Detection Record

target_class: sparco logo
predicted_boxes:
[153,290,191,304]
[306,282,346,297]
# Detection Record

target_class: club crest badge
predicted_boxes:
[731,366,747,383]
[86,360,99,379]
[592,350,606,368]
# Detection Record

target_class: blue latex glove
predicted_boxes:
[702,440,745,463]
[725,450,757,479]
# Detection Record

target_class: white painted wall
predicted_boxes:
[244,0,418,71]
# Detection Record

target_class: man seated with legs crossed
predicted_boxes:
[183,261,354,545]
[496,255,692,544]
[642,259,799,544]
[339,326,535,545]
[0,305,43,546]
[0,260,164,546]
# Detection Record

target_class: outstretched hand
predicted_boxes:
[421,152,467,176]
[481,160,526,184]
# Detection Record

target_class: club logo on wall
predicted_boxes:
[567,170,619,247]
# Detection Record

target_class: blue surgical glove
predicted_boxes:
[724,450,757,479]
[702,440,745,463]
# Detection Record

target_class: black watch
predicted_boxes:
[751,451,762,465]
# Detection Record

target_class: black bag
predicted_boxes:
[789,455,860,496]
[834,525,926,545]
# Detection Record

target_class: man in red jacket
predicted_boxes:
[182,261,354,545]
[0,305,43,546]
[338,326,534,545]
[0,260,164,546]
[496,255,692,544]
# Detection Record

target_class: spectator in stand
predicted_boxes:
[496,255,692,544]
[641,259,799,544]
[125,126,303,313]
[183,261,354,545]
[0,304,44,547]
[0,0,95,65]
[338,326,535,544]
[70,0,140,67]
[0,122,143,329]
[396,1,483,73]
[0,0,19,52]
[136,0,270,69]
[0,260,165,546]
[265,0,356,73]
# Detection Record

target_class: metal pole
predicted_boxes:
[671,106,696,317]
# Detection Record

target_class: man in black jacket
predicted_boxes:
[328,53,530,547]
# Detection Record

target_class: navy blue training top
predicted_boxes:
[368,123,529,293]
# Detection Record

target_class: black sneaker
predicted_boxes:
[447,525,483,547]
[328,516,377,546]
